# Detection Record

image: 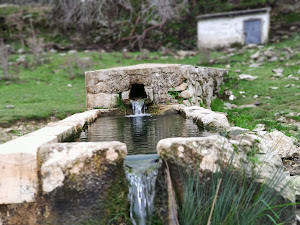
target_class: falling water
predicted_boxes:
[77,107,210,224]
[130,99,148,116]
[127,100,157,225]
[125,155,161,225]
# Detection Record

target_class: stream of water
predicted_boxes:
[78,100,210,224]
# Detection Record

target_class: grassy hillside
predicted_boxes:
[0,34,299,142]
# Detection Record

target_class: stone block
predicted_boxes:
[0,135,57,204]
[86,93,118,109]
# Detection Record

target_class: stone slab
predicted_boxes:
[0,109,108,205]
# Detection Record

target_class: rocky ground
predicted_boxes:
[0,118,58,144]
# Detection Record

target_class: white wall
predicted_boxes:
[197,12,270,49]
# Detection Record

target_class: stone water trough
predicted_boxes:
[0,64,299,224]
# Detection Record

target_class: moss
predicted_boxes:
[103,169,131,224]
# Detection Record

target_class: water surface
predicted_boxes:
[78,114,210,155]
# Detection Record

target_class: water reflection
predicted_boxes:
[80,114,210,155]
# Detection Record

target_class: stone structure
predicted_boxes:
[85,64,227,109]
[0,109,120,205]
[197,8,271,49]
[0,141,128,225]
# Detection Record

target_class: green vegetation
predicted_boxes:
[178,164,295,225]
[0,30,299,140]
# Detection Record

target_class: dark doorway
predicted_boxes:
[244,19,261,44]
[129,84,147,99]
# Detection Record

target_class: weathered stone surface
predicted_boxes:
[174,83,188,91]
[85,64,227,108]
[157,134,295,221]
[0,109,114,205]
[157,135,243,171]
[226,126,249,137]
[0,135,57,204]
[238,74,258,81]
[261,130,299,158]
[37,142,128,225]
[86,92,118,108]
[38,142,127,193]
[179,90,191,99]
[180,106,230,130]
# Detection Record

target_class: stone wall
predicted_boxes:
[85,64,227,109]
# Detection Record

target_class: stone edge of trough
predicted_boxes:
[0,108,121,205]
[160,104,300,205]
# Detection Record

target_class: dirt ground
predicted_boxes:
[0,118,59,144]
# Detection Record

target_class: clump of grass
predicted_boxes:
[178,163,295,225]
[0,39,10,80]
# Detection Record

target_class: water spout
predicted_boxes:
[129,99,149,116]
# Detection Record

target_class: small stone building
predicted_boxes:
[197,8,271,49]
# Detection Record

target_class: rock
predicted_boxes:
[224,90,233,98]
[229,94,236,101]
[238,74,258,81]
[37,142,128,224]
[17,48,24,54]
[180,106,230,130]
[298,70,300,75]
[268,56,278,62]
[5,105,14,109]
[249,63,260,68]
[264,47,276,58]
[67,84,72,88]
[182,100,191,106]
[272,68,283,75]
[16,55,26,63]
[49,49,57,53]
[253,124,265,132]
[250,51,260,59]
[68,50,77,54]
[239,91,245,94]
[269,87,278,90]
[235,69,241,73]
[176,50,198,59]
[157,135,242,172]
[261,131,299,158]
[277,116,287,123]
[224,102,237,109]
[121,91,130,103]
[290,26,297,31]
[226,126,249,137]
[174,83,188,92]
[238,104,256,109]
[86,92,119,108]
[157,134,295,215]
[253,95,258,99]
[179,90,192,99]
[38,142,127,192]
[226,64,231,68]
[285,84,296,88]
[145,86,154,103]
[257,56,266,63]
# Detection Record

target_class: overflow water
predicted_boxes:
[77,102,210,224]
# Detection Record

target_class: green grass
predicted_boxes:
[0,34,299,141]
[178,163,295,225]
